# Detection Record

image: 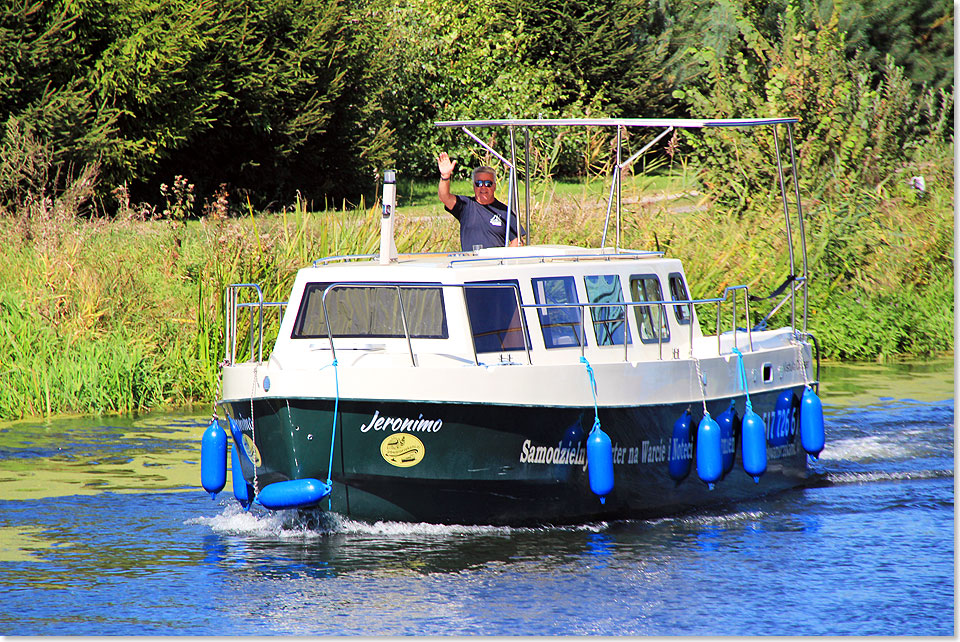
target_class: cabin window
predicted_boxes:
[532,276,585,348]
[668,272,691,325]
[583,275,631,346]
[464,280,530,353]
[291,282,448,339]
[629,275,670,343]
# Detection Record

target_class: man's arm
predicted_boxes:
[437,152,458,210]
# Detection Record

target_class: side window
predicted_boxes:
[629,275,670,343]
[583,275,631,346]
[464,280,530,353]
[532,276,584,349]
[668,272,691,325]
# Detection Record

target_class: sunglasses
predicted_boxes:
[474,179,494,187]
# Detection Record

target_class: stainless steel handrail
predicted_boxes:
[225,284,287,364]
[447,250,664,268]
[224,276,807,369]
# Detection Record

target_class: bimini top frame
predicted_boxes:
[434,116,809,332]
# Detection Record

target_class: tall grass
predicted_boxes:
[0,156,951,420]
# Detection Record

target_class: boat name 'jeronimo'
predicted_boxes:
[359,409,443,433]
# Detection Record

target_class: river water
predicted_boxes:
[0,358,953,635]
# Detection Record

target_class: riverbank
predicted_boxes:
[0,172,952,420]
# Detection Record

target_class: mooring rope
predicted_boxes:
[250,362,260,495]
[212,359,227,424]
[692,355,708,415]
[794,332,810,387]
[324,359,340,488]
[579,356,602,432]
[731,347,754,412]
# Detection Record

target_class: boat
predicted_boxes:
[199,117,826,526]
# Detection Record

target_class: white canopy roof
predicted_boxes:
[435,117,798,128]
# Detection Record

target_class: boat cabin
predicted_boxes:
[255,244,709,373]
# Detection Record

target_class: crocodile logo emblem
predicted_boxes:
[380,433,425,468]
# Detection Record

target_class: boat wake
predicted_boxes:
[187,502,609,538]
[825,469,953,485]
[818,435,918,462]
[819,429,953,463]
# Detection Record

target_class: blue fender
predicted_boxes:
[741,408,767,482]
[715,401,739,476]
[769,389,796,446]
[668,410,693,481]
[231,442,252,507]
[800,387,825,458]
[256,479,332,510]
[587,426,614,503]
[200,420,227,498]
[696,412,722,489]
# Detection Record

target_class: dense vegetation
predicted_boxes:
[0,0,953,419]
[1,0,952,205]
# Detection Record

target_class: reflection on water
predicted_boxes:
[0,526,60,562]
[819,355,954,406]
[0,359,953,635]
[0,410,204,500]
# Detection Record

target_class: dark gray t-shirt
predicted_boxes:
[446,196,525,251]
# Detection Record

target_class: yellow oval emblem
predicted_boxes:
[380,433,425,468]
[241,434,262,467]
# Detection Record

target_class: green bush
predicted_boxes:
[675,0,953,206]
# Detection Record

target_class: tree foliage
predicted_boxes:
[0,0,952,213]
[674,0,953,208]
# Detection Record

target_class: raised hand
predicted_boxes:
[437,152,457,178]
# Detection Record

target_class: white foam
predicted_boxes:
[187,502,608,537]
[817,435,913,462]
[187,502,300,536]
[826,469,951,485]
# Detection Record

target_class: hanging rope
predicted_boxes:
[692,355,708,415]
[731,347,753,412]
[793,332,811,389]
[250,362,259,495]
[324,359,340,488]
[579,356,601,432]
[211,359,227,424]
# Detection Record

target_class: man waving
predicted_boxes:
[437,152,525,251]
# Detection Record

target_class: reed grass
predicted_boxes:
[0,161,951,420]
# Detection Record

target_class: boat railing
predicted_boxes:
[446,250,665,267]
[312,253,378,267]
[224,275,800,368]
[312,279,778,368]
[311,251,466,267]
[797,329,821,387]
[225,283,287,364]
[309,249,667,269]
